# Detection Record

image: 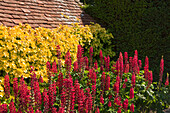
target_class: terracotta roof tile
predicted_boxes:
[0,0,95,28]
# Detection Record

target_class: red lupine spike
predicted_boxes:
[105,75,110,90]
[130,87,134,99]
[101,72,106,92]
[124,63,129,73]
[52,107,57,113]
[46,61,51,71]
[116,75,120,85]
[84,56,89,70]
[138,60,142,68]
[135,50,138,60]
[95,107,100,113]
[123,99,128,111]
[100,95,104,104]
[43,89,49,113]
[130,103,135,112]
[165,73,169,87]
[99,50,103,66]
[113,82,119,95]
[117,107,121,113]
[49,83,54,111]
[116,59,120,75]
[89,47,93,68]
[27,106,34,113]
[145,56,149,69]
[52,60,57,73]
[39,75,43,83]
[13,78,18,100]
[0,104,8,113]
[124,52,128,64]
[9,99,16,113]
[77,45,83,72]
[34,80,42,109]
[129,57,133,72]
[107,55,110,71]
[100,65,104,72]
[119,52,123,78]
[74,61,78,72]
[159,56,164,83]
[149,71,153,84]
[94,60,98,70]
[4,73,10,99]
[108,101,112,107]
[65,51,72,77]
[133,55,139,74]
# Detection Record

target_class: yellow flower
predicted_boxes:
[0,92,4,98]
[0,85,4,92]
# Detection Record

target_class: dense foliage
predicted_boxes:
[83,23,115,64]
[82,0,169,81]
[0,45,169,113]
[0,24,93,83]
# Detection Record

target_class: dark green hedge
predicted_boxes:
[82,0,170,82]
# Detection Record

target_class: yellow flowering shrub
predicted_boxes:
[0,23,93,84]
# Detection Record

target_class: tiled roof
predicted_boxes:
[0,0,95,28]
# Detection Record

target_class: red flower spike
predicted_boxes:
[52,60,57,73]
[0,104,8,113]
[130,87,134,99]
[116,60,120,75]
[52,107,57,113]
[94,60,98,70]
[13,78,18,100]
[46,61,51,71]
[89,47,93,68]
[105,75,110,90]
[117,107,121,113]
[95,107,100,113]
[124,63,129,73]
[113,82,119,95]
[124,52,128,64]
[159,56,164,83]
[101,72,106,92]
[43,89,49,113]
[129,57,133,72]
[123,99,128,111]
[133,55,139,74]
[119,52,124,78]
[100,50,103,65]
[108,101,112,107]
[138,60,142,68]
[4,73,10,99]
[130,103,134,112]
[145,56,149,69]
[77,45,84,72]
[9,99,16,113]
[149,71,153,84]
[39,75,43,83]
[100,95,104,104]
[74,61,78,72]
[165,73,169,87]
[84,56,89,70]
[135,50,138,60]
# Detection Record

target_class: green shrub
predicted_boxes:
[83,23,115,65]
